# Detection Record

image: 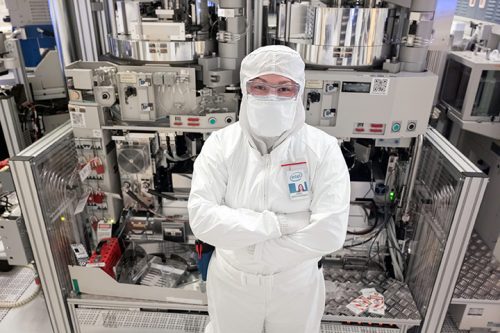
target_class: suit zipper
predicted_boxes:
[263,155,270,210]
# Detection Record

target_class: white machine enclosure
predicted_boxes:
[4,1,493,333]
[27,50,67,101]
[0,212,33,266]
[304,70,438,139]
[116,66,197,121]
[440,51,500,140]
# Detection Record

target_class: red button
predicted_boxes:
[355,128,365,132]
[371,124,384,128]
[187,123,200,126]
[173,122,183,126]
[187,118,200,122]
[370,129,383,133]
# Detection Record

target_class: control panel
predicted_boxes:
[170,113,236,129]
[303,71,438,139]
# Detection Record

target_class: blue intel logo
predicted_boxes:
[290,172,303,182]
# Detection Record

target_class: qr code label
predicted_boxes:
[70,111,86,128]
[370,78,390,95]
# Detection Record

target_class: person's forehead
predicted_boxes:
[253,74,295,84]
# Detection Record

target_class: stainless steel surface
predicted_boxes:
[104,0,117,37]
[321,326,400,333]
[48,0,79,66]
[405,128,488,333]
[71,301,401,333]
[76,309,208,332]
[276,5,390,67]
[10,123,84,333]
[441,314,468,333]
[453,232,500,302]
[322,266,421,327]
[73,0,99,62]
[246,0,253,53]
[108,36,215,63]
[253,0,263,49]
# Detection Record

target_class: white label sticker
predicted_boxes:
[71,243,89,260]
[150,263,185,275]
[119,73,136,83]
[70,111,86,128]
[74,192,91,215]
[97,222,112,243]
[79,162,92,182]
[305,80,323,89]
[87,262,106,268]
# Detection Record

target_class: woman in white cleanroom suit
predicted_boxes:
[188,45,350,333]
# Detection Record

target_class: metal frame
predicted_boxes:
[67,294,208,333]
[48,0,80,67]
[72,0,100,62]
[322,314,415,333]
[440,51,500,123]
[0,95,27,157]
[416,128,488,333]
[9,123,75,333]
[67,295,405,333]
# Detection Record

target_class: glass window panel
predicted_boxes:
[440,59,471,114]
[472,70,500,118]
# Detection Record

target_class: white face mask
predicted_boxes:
[246,95,297,137]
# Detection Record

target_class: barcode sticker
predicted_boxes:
[70,111,86,128]
[370,78,390,95]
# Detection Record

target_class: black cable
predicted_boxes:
[0,198,12,207]
[344,205,391,249]
[147,189,178,201]
[347,206,379,235]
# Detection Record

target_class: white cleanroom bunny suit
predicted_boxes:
[188,45,350,333]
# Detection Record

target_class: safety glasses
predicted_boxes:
[246,80,300,100]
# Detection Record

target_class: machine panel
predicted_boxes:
[304,71,438,139]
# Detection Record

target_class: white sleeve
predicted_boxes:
[253,141,350,267]
[188,132,282,250]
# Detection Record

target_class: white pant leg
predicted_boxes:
[205,252,266,333]
[264,263,325,333]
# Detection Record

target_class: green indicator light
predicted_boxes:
[389,191,395,202]
[392,123,401,132]
[209,118,216,125]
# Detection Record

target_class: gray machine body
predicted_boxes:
[304,70,438,139]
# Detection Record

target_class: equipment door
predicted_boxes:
[405,128,488,333]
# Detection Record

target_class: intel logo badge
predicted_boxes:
[290,172,303,182]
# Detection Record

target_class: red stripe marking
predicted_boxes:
[281,161,307,167]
